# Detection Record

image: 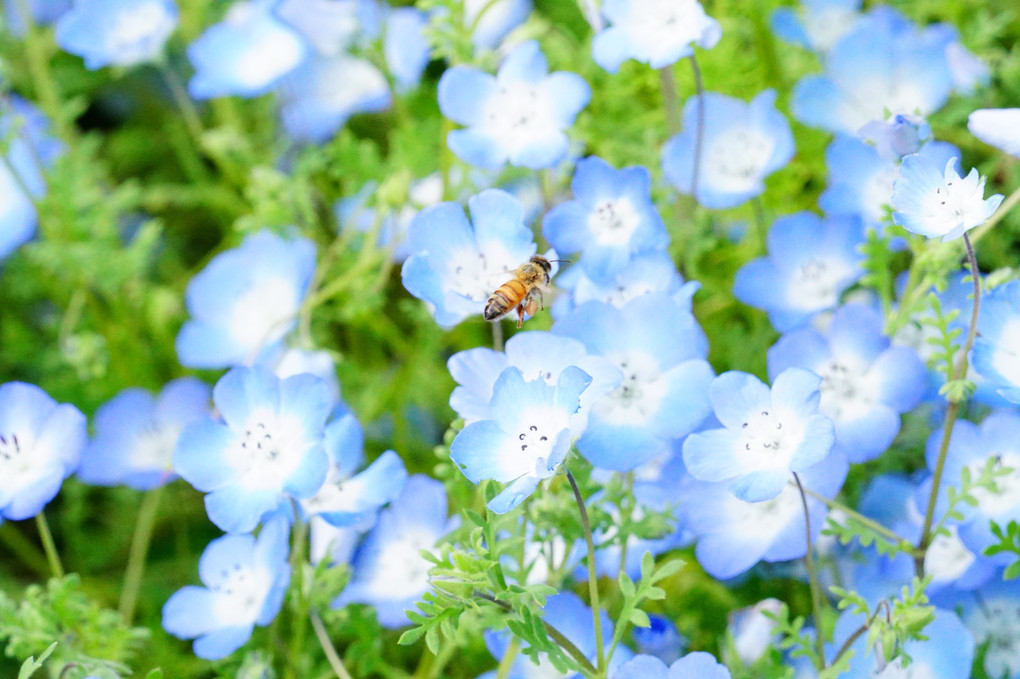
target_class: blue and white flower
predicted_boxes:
[450,366,591,513]
[55,0,178,70]
[683,368,836,501]
[891,153,1003,241]
[0,382,87,521]
[173,367,332,534]
[857,113,931,161]
[542,156,669,282]
[973,281,1020,404]
[633,615,686,666]
[162,514,291,660]
[945,40,989,95]
[272,0,360,56]
[273,348,341,406]
[553,294,714,472]
[662,90,794,209]
[770,0,861,53]
[733,212,866,332]
[437,40,590,170]
[175,230,317,369]
[728,599,782,666]
[78,377,210,490]
[615,652,731,679]
[464,0,531,51]
[767,304,926,463]
[2,0,69,35]
[400,189,538,328]
[591,0,720,73]
[960,581,1020,679]
[969,108,1020,158]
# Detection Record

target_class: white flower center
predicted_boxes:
[804,6,857,51]
[594,351,666,426]
[787,257,848,310]
[704,128,773,191]
[818,358,874,421]
[587,197,640,245]
[924,525,975,585]
[106,3,172,55]
[623,0,703,47]
[226,410,311,490]
[840,77,929,132]
[737,407,803,471]
[966,598,1020,679]
[130,421,182,472]
[365,527,436,599]
[228,276,300,353]
[212,563,272,627]
[919,170,990,235]
[966,452,1020,517]
[448,249,517,303]
[0,432,43,496]
[484,82,557,150]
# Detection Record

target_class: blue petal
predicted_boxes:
[770,368,823,420]
[730,469,789,502]
[554,365,592,414]
[647,360,714,440]
[213,367,280,431]
[438,67,497,126]
[173,420,236,492]
[833,405,898,463]
[540,72,590,128]
[487,475,541,513]
[591,27,631,74]
[162,585,218,639]
[766,328,830,381]
[205,485,281,534]
[869,346,926,413]
[451,420,527,483]
[708,371,771,430]
[448,128,507,170]
[193,625,255,660]
[682,428,744,483]
[576,417,665,471]
[789,413,835,470]
[497,40,547,84]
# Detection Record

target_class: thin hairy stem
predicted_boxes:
[566,471,605,674]
[688,54,706,202]
[35,512,64,579]
[119,486,165,622]
[311,610,354,679]
[794,473,827,668]
[658,66,681,136]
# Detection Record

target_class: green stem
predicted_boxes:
[566,471,604,675]
[793,473,827,669]
[688,54,706,202]
[496,637,521,679]
[35,512,64,579]
[750,196,768,254]
[119,486,165,622]
[491,319,504,352]
[799,486,910,546]
[0,522,49,577]
[658,66,681,136]
[284,519,311,679]
[310,610,353,679]
[13,0,71,141]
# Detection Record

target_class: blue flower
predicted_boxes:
[334,475,453,628]
[767,304,925,463]
[770,0,861,53]
[662,90,794,209]
[615,651,731,679]
[733,212,866,332]
[681,451,847,579]
[857,113,931,161]
[542,156,668,281]
[450,366,591,513]
[78,377,210,490]
[173,367,332,534]
[272,0,361,56]
[187,0,309,100]
[0,382,87,521]
[728,599,782,666]
[162,514,291,660]
[0,96,62,261]
[969,108,1020,158]
[2,0,69,35]
[437,40,590,170]
[465,0,531,51]
[891,153,1003,241]
[553,294,714,471]
[592,0,720,73]
[175,229,317,369]
[400,189,538,328]
[273,348,341,406]
[632,615,686,665]
[960,580,1020,679]
[792,8,955,134]
[55,0,178,70]
[357,2,430,91]
[946,41,989,95]
[683,368,836,501]
[972,281,1020,403]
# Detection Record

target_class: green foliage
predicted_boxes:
[610,553,686,660]
[985,521,1020,580]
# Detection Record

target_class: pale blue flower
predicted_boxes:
[969,108,1020,158]
[633,615,686,665]
[465,0,531,51]
[615,652,731,679]
[857,113,931,161]
[960,580,1020,679]
[55,0,178,69]
[1,0,69,35]
[973,281,1020,404]
[592,0,721,73]
[272,0,362,56]
[770,0,861,53]
[728,599,782,666]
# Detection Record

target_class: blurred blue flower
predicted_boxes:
[187,0,309,100]
[770,0,861,53]
[333,474,454,627]
[767,303,925,463]
[272,0,362,56]
[0,382,86,521]
[360,2,430,91]
[662,90,794,209]
[633,615,686,665]
[615,651,731,679]
[55,0,178,70]
[1,0,69,35]
[969,108,1020,158]
[960,580,1020,679]
[553,294,714,471]
[78,377,210,490]
[683,369,835,501]
[792,8,955,134]
[450,366,591,513]
[945,41,989,95]
[891,153,1002,241]
[681,451,847,579]
[857,113,931,161]
[465,0,531,51]
[336,173,443,262]
[592,0,720,73]
[401,189,538,328]
[728,599,781,666]
[438,40,590,170]
[543,156,668,282]
[273,348,341,405]
[173,367,332,534]
[176,229,316,369]
[973,281,1020,403]
[162,514,291,660]
[733,212,866,332]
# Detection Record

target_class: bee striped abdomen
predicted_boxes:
[484,279,528,321]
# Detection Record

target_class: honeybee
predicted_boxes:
[484,255,567,328]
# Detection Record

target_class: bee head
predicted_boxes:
[529,255,552,273]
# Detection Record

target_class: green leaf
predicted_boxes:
[629,609,651,628]
[17,642,56,679]
[399,626,427,646]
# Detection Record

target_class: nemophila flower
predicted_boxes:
[0,96,62,262]
[728,599,781,666]
[272,0,360,56]
[857,113,931,161]
[173,367,331,534]
[274,348,341,406]
[437,40,590,170]
[616,651,731,679]
[334,475,454,628]
[54,0,178,70]
[542,156,668,281]
[401,189,538,328]
[553,294,714,471]
[733,212,866,332]
[448,330,621,426]
[1,0,69,35]
[767,304,925,463]
[450,366,591,513]
[591,0,721,73]
[681,450,847,579]
[162,514,290,660]
[465,0,530,50]
[770,0,861,53]
[891,152,1003,241]
[662,90,794,209]
[0,382,86,521]
[973,281,1020,404]
[78,377,210,490]
[961,580,1020,679]
[277,54,390,143]
[683,369,836,501]
[792,8,955,135]
[633,615,686,665]
[187,0,308,100]
[175,229,316,369]
[969,108,1020,158]
[357,2,430,92]
[945,41,989,95]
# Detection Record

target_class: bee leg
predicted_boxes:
[515,304,525,329]
[535,288,546,311]
[524,297,539,318]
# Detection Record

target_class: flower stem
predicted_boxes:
[793,473,827,669]
[658,66,681,137]
[916,232,981,577]
[566,470,604,675]
[35,512,64,579]
[119,486,165,622]
[12,0,72,141]
[798,485,910,545]
[0,522,49,577]
[688,54,706,203]
[285,519,311,679]
[750,196,768,254]
[311,610,354,679]
[491,320,504,352]
[496,636,521,679]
